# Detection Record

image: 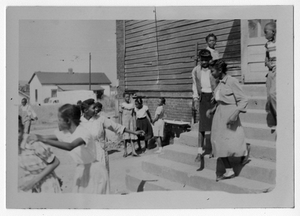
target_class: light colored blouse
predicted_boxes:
[120,102,135,112]
[134,105,149,119]
[214,75,248,112]
[54,125,96,165]
[81,115,126,149]
[20,104,37,123]
[200,68,212,93]
[206,46,220,60]
[192,65,216,100]
[155,105,165,120]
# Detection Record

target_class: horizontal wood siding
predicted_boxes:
[117,19,241,122]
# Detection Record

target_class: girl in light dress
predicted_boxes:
[119,93,140,157]
[79,99,144,192]
[152,98,166,154]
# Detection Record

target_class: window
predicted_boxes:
[51,89,57,97]
[35,89,38,102]
[248,19,275,38]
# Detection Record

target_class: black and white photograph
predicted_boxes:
[4,3,296,214]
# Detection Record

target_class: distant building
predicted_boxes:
[110,86,117,96]
[28,71,111,105]
[19,90,30,104]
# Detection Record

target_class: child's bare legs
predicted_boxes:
[131,140,139,156]
[123,140,129,157]
[136,140,142,152]
[155,136,163,153]
[143,140,148,152]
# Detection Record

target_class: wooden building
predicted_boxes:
[116,19,274,123]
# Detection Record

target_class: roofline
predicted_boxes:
[19,90,30,98]
[28,71,112,85]
[28,72,37,84]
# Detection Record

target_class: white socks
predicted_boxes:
[155,147,163,153]
[224,168,234,177]
[198,147,204,154]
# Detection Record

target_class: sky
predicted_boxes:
[19,20,117,86]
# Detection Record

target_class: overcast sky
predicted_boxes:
[19,20,117,86]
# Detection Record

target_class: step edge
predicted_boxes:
[142,157,275,190]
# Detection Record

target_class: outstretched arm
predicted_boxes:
[103,116,144,136]
[33,134,85,151]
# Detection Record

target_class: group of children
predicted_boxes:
[119,93,166,156]
[17,21,276,193]
[18,95,166,194]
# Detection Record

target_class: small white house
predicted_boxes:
[28,71,111,105]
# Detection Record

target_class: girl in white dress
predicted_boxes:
[29,104,109,194]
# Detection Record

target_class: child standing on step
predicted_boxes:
[134,98,153,152]
[152,98,166,154]
[119,92,140,157]
[264,21,277,128]
[205,33,220,60]
[192,49,217,163]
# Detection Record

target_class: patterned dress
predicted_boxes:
[265,40,276,117]
[120,102,138,140]
[18,134,61,193]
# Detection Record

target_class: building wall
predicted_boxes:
[30,76,57,105]
[116,19,241,123]
[101,84,111,96]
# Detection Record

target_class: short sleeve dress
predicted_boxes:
[153,105,165,137]
[210,75,248,158]
[120,102,138,140]
[134,105,153,141]
[18,134,61,193]
[55,125,109,194]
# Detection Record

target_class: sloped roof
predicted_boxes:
[28,72,111,85]
[57,85,104,91]
[19,90,30,99]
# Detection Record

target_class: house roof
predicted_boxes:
[19,90,30,99]
[57,85,104,91]
[28,72,111,85]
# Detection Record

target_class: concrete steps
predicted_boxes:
[125,84,276,194]
[159,144,276,184]
[178,131,276,161]
[247,96,268,110]
[242,84,267,97]
[243,122,276,142]
[126,166,198,192]
[141,156,274,194]
[240,109,267,124]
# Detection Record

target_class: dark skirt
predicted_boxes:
[136,117,153,141]
[199,92,214,132]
